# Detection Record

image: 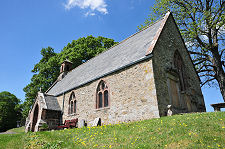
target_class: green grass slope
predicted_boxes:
[0,112,224,149]
[0,127,25,149]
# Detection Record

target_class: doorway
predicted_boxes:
[31,104,39,132]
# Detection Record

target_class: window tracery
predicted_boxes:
[68,92,76,114]
[96,80,109,109]
[174,50,187,91]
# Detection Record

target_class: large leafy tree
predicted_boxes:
[22,36,117,119]
[0,91,21,132]
[22,47,58,120]
[139,0,225,101]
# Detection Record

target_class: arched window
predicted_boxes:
[68,92,76,114]
[96,80,109,109]
[174,51,187,91]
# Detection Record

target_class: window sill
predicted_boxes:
[95,107,110,111]
[67,113,79,116]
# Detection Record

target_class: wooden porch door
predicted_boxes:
[168,78,180,109]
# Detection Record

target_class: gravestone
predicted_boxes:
[92,117,101,126]
[167,105,173,116]
[79,119,86,128]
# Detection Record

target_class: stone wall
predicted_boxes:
[152,15,206,116]
[42,110,61,129]
[57,59,160,126]
[26,96,44,132]
[26,93,61,132]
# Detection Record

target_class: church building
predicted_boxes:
[26,12,206,132]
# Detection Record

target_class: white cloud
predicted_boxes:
[64,0,108,16]
[85,11,96,17]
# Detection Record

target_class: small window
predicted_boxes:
[96,80,109,109]
[68,92,77,114]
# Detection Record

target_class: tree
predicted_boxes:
[58,36,117,68]
[0,91,21,132]
[139,0,225,101]
[22,47,58,120]
[22,36,117,119]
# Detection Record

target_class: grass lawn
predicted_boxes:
[0,112,224,149]
[7,126,25,133]
[0,127,25,149]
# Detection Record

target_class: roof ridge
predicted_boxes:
[64,17,164,77]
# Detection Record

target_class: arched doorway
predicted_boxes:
[31,104,39,132]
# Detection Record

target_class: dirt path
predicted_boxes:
[0,131,17,134]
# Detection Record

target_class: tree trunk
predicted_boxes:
[211,45,225,102]
[217,73,225,102]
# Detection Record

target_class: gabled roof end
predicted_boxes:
[145,11,172,56]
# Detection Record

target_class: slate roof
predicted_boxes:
[47,16,165,96]
[44,95,61,111]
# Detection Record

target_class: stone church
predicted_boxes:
[26,12,206,132]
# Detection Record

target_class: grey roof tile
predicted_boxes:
[47,18,163,96]
[44,95,61,111]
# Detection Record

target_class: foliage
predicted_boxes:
[22,36,117,120]
[0,91,21,132]
[57,35,117,68]
[0,112,225,148]
[40,123,49,130]
[138,0,225,101]
[22,47,58,121]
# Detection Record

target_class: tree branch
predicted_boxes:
[189,51,214,63]
[212,0,225,22]
[201,78,216,87]
[197,69,214,73]
[220,48,225,56]
[189,51,209,57]
[199,74,215,77]
[194,59,208,66]
[197,64,215,73]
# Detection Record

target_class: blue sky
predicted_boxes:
[0,0,222,112]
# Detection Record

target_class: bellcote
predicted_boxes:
[58,59,73,81]
[60,59,73,74]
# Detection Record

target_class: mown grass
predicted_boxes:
[1,112,225,149]
[7,126,25,133]
[0,127,25,149]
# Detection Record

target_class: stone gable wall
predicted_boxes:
[56,59,160,126]
[152,15,206,116]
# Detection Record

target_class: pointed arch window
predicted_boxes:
[68,92,77,114]
[96,80,109,109]
[174,51,187,91]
